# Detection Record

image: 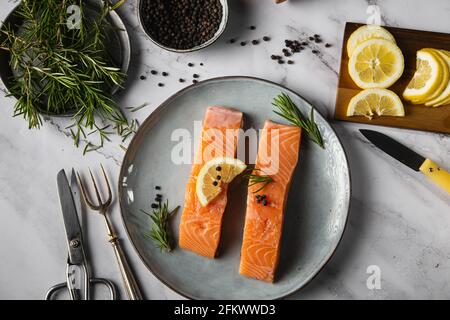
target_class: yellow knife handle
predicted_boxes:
[419,159,450,194]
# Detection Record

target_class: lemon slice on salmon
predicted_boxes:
[347,88,405,119]
[196,157,247,207]
[347,25,396,58]
[348,38,404,89]
[403,49,445,104]
[425,49,450,106]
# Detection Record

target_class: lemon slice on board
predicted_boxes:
[347,25,396,58]
[347,88,405,119]
[196,157,247,207]
[403,49,445,104]
[348,38,404,89]
[425,49,450,106]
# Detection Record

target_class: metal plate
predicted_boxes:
[119,76,351,300]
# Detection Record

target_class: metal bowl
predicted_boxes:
[137,0,228,53]
[0,1,130,117]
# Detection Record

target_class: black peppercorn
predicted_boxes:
[216,166,222,171]
[155,186,161,190]
[229,38,236,44]
[162,72,168,76]
[213,181,218,186]
[287,60,294,64]
[158,83,164,87]
[250,25,256,30]
[192,79,198,84]
[240,41,247,46]
[217,175,221,180]
[193,74,199,78]
[325,43,331,48]
[151,203,159,209]
[263,36,270,41]
[252,39,259,45]
[312,50,319,54]
[188,63,194,67]
[140,75,146,80]
[151,70,158,75]
[179,78,185,83]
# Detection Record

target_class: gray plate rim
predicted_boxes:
[118,76,352,300]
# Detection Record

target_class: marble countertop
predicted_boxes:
[1,0,449,300]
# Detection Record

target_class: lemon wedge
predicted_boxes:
[348,38,404,89]
[425,49,450,106]
[347,25,396,58]
[403,49,445,104]
[347,88,405,119]
[196,157,247,207]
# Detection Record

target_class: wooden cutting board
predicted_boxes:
[334,22,450,134]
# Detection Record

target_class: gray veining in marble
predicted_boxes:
[0,0,449,299]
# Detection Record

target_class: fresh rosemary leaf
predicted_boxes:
[272,93,325,149]
[142,202,180,253]
[243,169,274,193]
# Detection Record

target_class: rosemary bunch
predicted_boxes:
[0,0,133,150]
[272,93,325,148]
[142,202,180,252]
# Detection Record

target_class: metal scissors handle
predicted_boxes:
[45,261,117,300]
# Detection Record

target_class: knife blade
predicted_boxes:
[57,169,84,265]
[359,129,450,194]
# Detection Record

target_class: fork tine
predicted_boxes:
[77,172,101,210]
[89,168,103,205]
[100,164,112,206]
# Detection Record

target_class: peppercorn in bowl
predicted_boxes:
[138,0,228,53]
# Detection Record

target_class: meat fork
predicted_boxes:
[77,165,143,300]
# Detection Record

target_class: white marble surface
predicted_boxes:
[0,0,449,300]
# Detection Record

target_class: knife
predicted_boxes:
[359,129,450,194]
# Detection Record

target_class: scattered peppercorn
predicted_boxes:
[262,199,268,206]
[250,25,256,30]
[179,78,185,83]
[188,63,194,67]
[309,37,314,41]
[312,50,319,54]
[271,55,277,60]
[287,60,294,64]
[314,34,320,38]
[216,175,221,180]
[216,166,222,171]
[429,168,434,172]
[302,42,308,46]
[151,203,159,209]
[156,194,162,198]
[213,181,218,186]
[151,70,158,75]
[192,79,198,84]
[240,41,246,46]
[140,75,146,80]
[200,62,204,66]
[325,43,331,48]
[284,51,291,57]
[278,59,285,64]
[193,74,199,78]
[158,83,164,87]
[155,186,161,190]
[252,39,259,45]
[162,72,168,76]
[229,38,236,44]
[263,36,270,41]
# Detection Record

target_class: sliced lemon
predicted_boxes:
[425,49,450,106]
[403,49,444,104]
[348,38,404,89]
[196,157,247,207]
[347,25,396,58]
[347,88,405,119]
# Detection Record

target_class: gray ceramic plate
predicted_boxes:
[119,76,351,300]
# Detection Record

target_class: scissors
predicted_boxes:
[45,169,117,300]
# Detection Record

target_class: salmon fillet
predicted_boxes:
[239,120,302,282]
[179,106,243,258]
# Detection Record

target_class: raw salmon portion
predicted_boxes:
[239,121,302,282]
[179,106,243,258]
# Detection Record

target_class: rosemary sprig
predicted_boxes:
[243,169,274,193]
[272,93,325,148]
[141,201,180,252]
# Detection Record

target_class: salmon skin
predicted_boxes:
[179,106,243,258]
[239,120,302,282]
